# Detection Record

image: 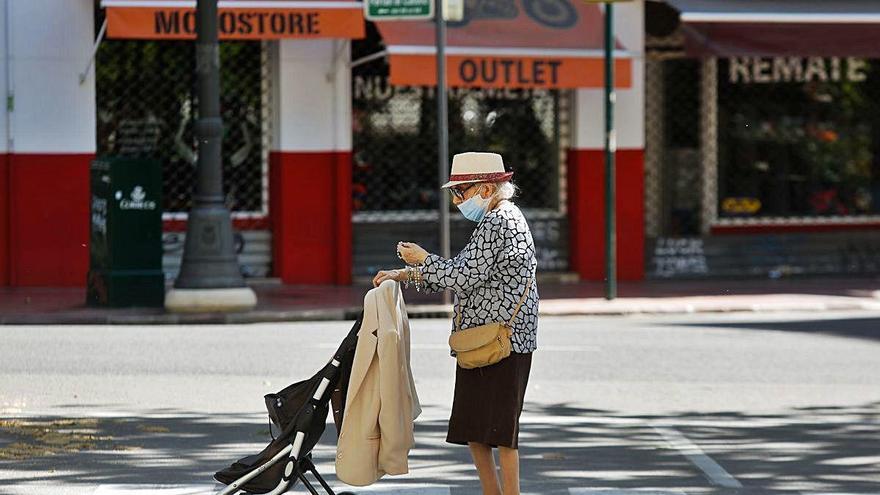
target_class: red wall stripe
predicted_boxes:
[711,222,880,234]
[334,151,353,285]
[567,148,645,281]
[270,151,352,285]
[9,153,92,287]
[0,154,9,286]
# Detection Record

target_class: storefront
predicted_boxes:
[645,0,880,278]
[348,2,638,281]
[0,0,645,287]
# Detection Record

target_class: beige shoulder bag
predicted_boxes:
[448,278,533,369]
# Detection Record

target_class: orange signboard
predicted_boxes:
[376,1,633,89]
[104,1,365,40]
[389,53,632,89]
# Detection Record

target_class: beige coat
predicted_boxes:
[335,280,421,486]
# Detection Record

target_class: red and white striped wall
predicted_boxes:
[0,0,96,287]
[269,38,352,284]
[568,1,645,281]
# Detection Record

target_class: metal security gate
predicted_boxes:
[351,66,571,279]
[94,7,273,279]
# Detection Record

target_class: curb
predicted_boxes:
[3,298,880,325]
[0,308,359,325]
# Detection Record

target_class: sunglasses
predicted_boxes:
[449,184,478,200]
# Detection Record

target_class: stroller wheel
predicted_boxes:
[337,492,356,495]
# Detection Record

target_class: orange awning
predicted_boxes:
[101,0,365,40]
[376,2,632,89]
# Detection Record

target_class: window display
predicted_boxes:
[717,57,880,220]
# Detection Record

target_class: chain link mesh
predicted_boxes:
[351,28,566,217]
[352,81,564,213]
[349,24,570,277]
[95,8,270,225]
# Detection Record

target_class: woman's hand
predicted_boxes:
[397,242,429,265]
[372,269,406,287]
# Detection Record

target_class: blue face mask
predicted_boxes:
[456,190,491,222]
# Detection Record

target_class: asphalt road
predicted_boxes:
[1,312,879,495]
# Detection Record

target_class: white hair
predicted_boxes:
[491,181,518,201]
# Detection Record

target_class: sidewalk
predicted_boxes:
[3,276,880,325]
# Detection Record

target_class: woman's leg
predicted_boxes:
[468,442,502,495]
[498,446,520,495]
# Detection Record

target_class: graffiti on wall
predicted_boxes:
[651,237,709,278]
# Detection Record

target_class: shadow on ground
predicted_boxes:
[1,400,879,493]
[675,317,880,342]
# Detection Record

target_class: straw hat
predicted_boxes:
[441,152,513,189]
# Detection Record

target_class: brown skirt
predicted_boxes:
[446,352,532,449]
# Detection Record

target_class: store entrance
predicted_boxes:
[657,58,702,237]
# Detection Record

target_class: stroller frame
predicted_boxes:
[216,320,360,495]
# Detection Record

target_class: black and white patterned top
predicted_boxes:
[420,200,539,353]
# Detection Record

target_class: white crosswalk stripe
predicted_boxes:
[91,486,880,495]
[569,490,687,495]
[651,425,742,489]
[341,484,450,494]
[92,484,451,495]
[93,485,220,495]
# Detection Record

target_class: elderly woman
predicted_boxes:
[373,152,538,495]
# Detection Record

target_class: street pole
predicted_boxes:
[604,2,617,300]
[165,0,256,312]
[435,0,451,306]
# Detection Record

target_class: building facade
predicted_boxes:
[645,0,880,279]
[0,0,646,287]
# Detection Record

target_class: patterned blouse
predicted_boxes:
[420,200,539,353]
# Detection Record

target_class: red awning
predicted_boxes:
[374,2,632,89]
[665,0,880,57]
[101,0,365,40]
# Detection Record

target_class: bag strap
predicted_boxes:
[454,277,534,331]
[506,277,533,327]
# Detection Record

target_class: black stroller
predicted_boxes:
[214,316,362,495]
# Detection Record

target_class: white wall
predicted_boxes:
[2,0,95,154]
[0,1,8,154]
[272,38,352,152]
[573,1,644,150]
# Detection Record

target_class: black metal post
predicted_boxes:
[174,0,247,290]
[604,2,617,300]
[435,0,451,306]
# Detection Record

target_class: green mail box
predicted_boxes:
[87,157,164,307]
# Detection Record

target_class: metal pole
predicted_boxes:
[435,0,451,306]
[174,0,247,290]
[604,2,617,300]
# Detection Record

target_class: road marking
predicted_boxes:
[343,484,451,494]
[310,343,600,352]
[93,485,219,495]
[652,426,742,489]
[94,484,451,495]
[569,490,687,495]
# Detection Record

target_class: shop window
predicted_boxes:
[351,24,565,215]
[94,8,269,223]
[717,57,880,220]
